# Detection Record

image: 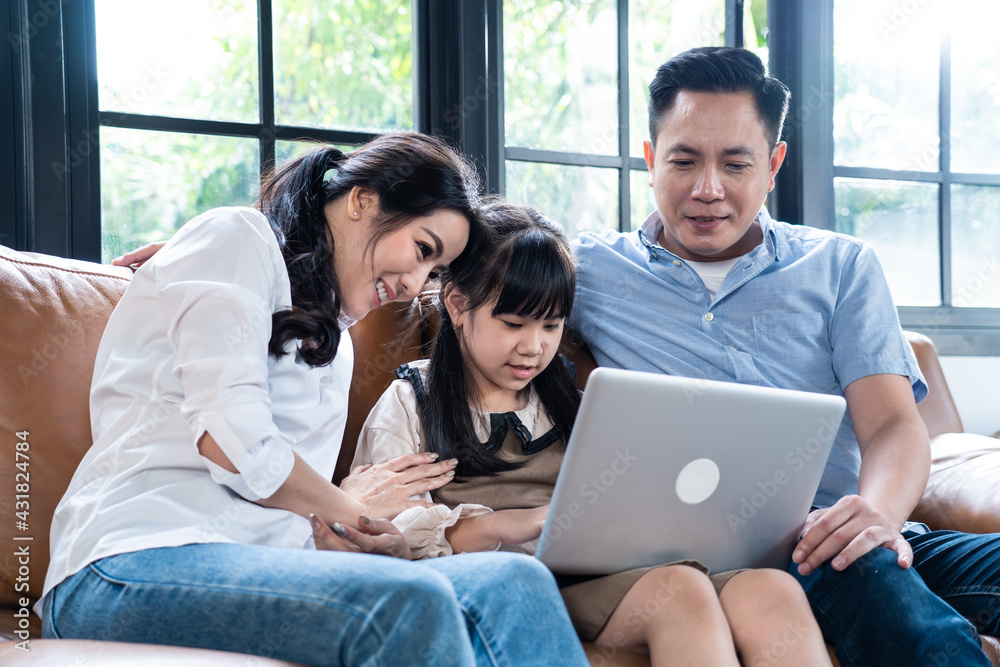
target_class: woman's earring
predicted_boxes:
[352,210,358,218]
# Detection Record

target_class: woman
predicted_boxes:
[40,133,588,667]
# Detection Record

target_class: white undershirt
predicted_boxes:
[42,207,354,607]
[685,257,741,299]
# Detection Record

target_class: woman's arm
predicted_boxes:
[199,432,362,518]
[199,431,411,556]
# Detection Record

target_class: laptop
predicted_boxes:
[534,367,847,575]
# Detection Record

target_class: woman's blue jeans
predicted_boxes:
[42,544,589,667]
[791,529,1000,667]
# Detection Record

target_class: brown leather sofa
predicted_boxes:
[2,243,999,666]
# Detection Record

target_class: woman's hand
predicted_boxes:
[111,241,166,268]
[310,513,412,560]
[340,453,458,521]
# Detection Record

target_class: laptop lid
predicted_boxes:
[535,367,846,575]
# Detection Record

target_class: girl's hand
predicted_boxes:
[310,514,412,560]
[490,505,549,545]
[111,241,166,268]
[340,453,458,521]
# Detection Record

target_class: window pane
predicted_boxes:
[834,178,939,306]
[505,0,618,155]
[95,0,258,122]
[951,185,1000,307]
[629,0,725,156]
[274,0,413,132]
[274,140,357,168]
[101,128,259,263]
[275,140,326,168]
[951,1,1000,174]
[833,0,940,170]
[505,162,618,238]
[630,168,656,231]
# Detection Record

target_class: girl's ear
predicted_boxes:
[443,286,469,328]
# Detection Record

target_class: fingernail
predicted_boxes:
[448,458,459,466]
[332,522,347,537]
[833,556,846,570]
[309,513,321,529]
[428,452,439,460]
[793,549,804,562]
[359,516,371,526]
[445,470,456,477]
[798,563,812,576]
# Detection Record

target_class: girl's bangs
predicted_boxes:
[489,234,574,320]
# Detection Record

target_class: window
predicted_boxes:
[498,0,768,235]
[94,0,415,262]
[825,0,1000,352]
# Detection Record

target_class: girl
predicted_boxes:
[353,199,833,666]
[41,135,589,667]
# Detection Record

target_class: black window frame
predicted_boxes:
[5,0,997,354]
[491,0,751,233]
[771,0,1000,356]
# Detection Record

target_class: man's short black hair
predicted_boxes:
[647,47,790,149]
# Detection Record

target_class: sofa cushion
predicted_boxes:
[911,432,1000,534]
[0,246,132,611]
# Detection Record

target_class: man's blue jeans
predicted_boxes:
[42,544,589,667]
[791,529,1000,667]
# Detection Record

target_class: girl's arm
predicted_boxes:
[444,505,549,553]
[358,380,497,558]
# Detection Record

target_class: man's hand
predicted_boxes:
[340,453,458,521]
[310,513,412,560]
[792,495,912,575]
[111,241,166,268]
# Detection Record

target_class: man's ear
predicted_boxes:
[643,140,656,186]
[767,142,787,193]
[443,286,468,328]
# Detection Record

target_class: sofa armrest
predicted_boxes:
[910,432,1000,534]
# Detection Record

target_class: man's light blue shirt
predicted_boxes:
[570,207,927,508]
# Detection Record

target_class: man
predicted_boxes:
[570,46,1000,666]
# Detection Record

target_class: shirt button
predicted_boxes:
[704,312,714,322]
[673,260,681,267]
[320,376,331,384]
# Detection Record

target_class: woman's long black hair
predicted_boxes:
[256,132,483,367]
[421,199,582,478]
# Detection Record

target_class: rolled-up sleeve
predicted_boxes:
[394,504,496,559]
[153,208,295,500]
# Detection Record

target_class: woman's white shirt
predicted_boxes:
[42,207,354,603]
